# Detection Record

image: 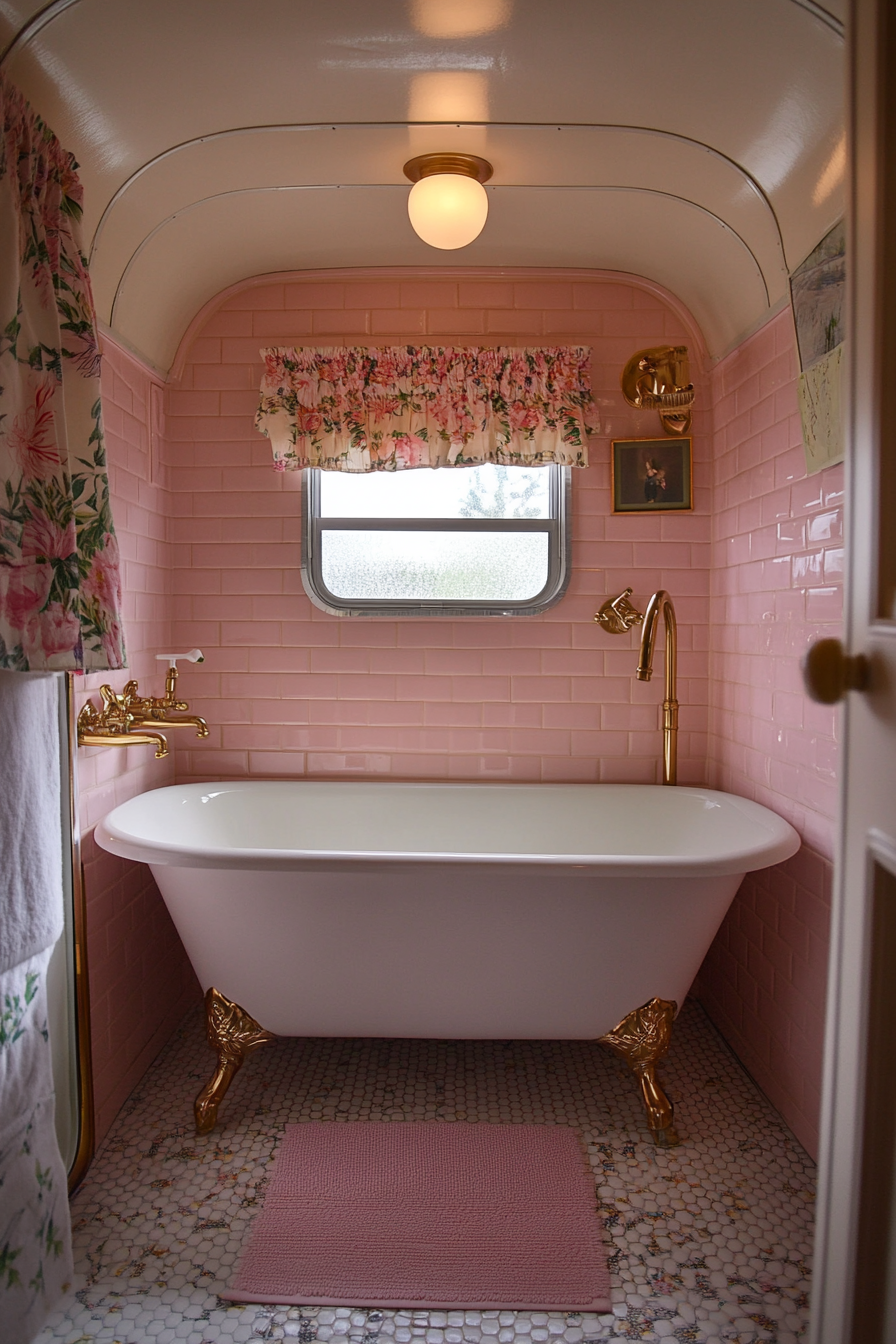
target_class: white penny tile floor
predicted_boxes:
[39,999,814,1344]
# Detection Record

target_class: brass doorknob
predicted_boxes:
[802,637,870,704]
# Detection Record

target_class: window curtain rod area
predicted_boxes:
[256,345,596,473]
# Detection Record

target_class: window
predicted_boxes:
[301,463,571,617]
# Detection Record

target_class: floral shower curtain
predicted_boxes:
[256,345,595,472]
[0,73,125,671]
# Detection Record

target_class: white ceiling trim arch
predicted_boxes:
[0,0,844,368]
[0,0,845,67]
[87,120,787,258]
[0,0,82,64]
[111,185,769,370]
[110,181,772,328]
[0,0,846,246]
[87,119,790,364]
[782,0,843,34]
[168,264,712,384]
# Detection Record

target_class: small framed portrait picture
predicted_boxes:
[611,437,693,514]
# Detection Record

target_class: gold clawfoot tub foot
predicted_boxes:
[194,987,276,1135]
[598,996,680,1147]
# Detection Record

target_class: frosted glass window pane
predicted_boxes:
[320,464,550,519]
[320,530,550,601]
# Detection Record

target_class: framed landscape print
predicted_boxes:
[611,437,693,513]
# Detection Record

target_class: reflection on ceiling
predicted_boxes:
[0,0,845,370]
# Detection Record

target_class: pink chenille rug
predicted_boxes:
[222,1122,611,1310]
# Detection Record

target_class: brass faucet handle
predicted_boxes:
[77,700,101,732]
[121,679,150,714]
[122,679,191,716]
[97,683,138,730]
[595,587,644,634]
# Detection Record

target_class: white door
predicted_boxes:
[808,1,896,1340]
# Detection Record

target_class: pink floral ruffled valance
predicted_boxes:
[0,74,125,670]
[256,345,595,472]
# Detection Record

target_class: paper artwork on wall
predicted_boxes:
[797,344,843,475]
[790,220,845,473]
[790,221,845,370]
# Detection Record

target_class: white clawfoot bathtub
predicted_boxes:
[96,780,799,1141]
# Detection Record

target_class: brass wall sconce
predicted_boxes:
[76,650,209,756]
[621,345,695,435]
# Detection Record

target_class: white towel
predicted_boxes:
[0,671,64,975]
[0,946,75,1343]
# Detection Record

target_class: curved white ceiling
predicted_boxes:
[0,0,844,370]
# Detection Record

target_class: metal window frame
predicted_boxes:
[300,465,572,618]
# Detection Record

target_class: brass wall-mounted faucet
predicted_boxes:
[77,685,170,758]
[594,588,679,785]
[76,649,209,755]
[122,650,209,737]
[636,591,679,786]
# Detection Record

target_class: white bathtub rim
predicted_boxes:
[95,780,801,877]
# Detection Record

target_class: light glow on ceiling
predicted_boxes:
[408,71,489,121]
[813,132,846,207]
[410,0,512,39]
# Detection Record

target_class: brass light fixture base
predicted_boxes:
[598,996,680,1146]
[403,152,494,184]
[194,987,276,1135]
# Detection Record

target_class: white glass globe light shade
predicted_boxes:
[407,173,489,249]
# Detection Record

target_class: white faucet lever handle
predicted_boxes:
[156,649,204,669]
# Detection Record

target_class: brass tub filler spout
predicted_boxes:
[636,590,679,786]
[594,587,679,786]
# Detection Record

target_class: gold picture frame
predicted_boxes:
[611,436,693,514]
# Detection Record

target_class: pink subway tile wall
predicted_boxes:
[698,307,842,1157]
[82,276,841,1161]
[77,337,199,1141]
[167,269,712,788]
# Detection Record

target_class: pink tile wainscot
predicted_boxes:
[79,338,200,1142]
[700,306,841,1158]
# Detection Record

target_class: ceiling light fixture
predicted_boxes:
[403,152,493,249]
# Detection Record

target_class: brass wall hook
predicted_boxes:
[595,587,644,634]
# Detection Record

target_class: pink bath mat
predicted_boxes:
[222,1122,610,1310]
